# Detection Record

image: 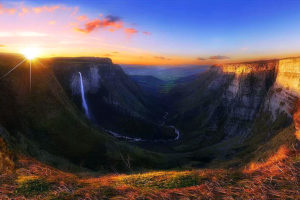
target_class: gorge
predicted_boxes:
[0,53,299,199]
[0,54,298,169]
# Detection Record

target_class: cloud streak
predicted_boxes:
[0,4,16,15]
[75,14,149,37]
[124,28,138,36]
[0,32,48,37]
[1,2,150,38]
[77,15,88,22]
[154,56,171,60]
[142,31,151,35]
[33,5,60,14]
[197,55,230,61]
[209,55,230,60]
[0,2,75,16]
[75,15,123,33]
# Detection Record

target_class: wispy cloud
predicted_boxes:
[1,2,150,38]
[124,28,138,36]
[197,55,230,61]
[0,31,48,37]
[33,5,60,14]
[0,3,16,15]
[0,44,6,47]
[19,7,29,16]
[154,56,171,60]
[142,31,151,36]
[74,15,123,33]
[1,2,75,17]
[77,15,88,22]
[75,14,149,37]
[209,55,230,60]
[70,6,79,16]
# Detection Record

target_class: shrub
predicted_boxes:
[15,176,51,197]
[99,185,119,198]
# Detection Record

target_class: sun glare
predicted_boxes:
[21,47,39,60]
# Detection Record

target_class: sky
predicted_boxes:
[1,0,300,65]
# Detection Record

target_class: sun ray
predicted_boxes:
[0,59,26,80]
[29,59,32,91]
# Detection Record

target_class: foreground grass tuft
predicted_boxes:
[0,150,298,200]
[15,176,51,197]
[117,171,202,189]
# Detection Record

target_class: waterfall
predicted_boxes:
[78,72,90,118]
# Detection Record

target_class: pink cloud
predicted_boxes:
[0,4,16,15]
[142,31,151,36]
[19,7,29,16]
[70,6,79,16]
[0,3,74,16]
[77,15,88,22]
[124,28,138,36]
[33,5,60,14]
[75,16,123,33]
[0,2,73,16]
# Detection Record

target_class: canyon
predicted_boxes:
[0,53,299,199]
[0,53,299,171]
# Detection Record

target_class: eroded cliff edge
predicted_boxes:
[167,58,300,167]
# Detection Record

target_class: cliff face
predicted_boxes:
[51,58,175,140]
[52,58,153,120]
[168,58,300,155]
[168,60,277,139]
[264,58,300,119]
[212,61,278,137]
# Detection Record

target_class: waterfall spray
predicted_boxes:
[78,72,90,118]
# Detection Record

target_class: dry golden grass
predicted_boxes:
[0,148,299,200]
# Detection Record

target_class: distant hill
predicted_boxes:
[121,65,209,81]
[129,75,166,97]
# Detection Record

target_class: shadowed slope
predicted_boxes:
[0,54,178,171]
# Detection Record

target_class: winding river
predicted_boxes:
[106,112,180,142]
[77,71,179,142]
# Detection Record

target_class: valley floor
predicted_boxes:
[0,149,299,200]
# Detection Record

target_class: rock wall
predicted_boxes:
[210,58,300,137]
[71,65,101,95]
[208,61,278,137]
[263,58,300,119]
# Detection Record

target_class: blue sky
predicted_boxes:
[1,0,300,65]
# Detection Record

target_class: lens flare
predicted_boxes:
[21,47,39,60]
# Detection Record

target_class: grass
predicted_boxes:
[15,176,51,197]
[0,149,298,199]
[0,137,14,173]
[116,170,202,189]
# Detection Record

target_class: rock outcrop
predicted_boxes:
[169,58,300,144]
[264,58,300,119]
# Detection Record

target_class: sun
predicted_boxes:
[21,47,39,60]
